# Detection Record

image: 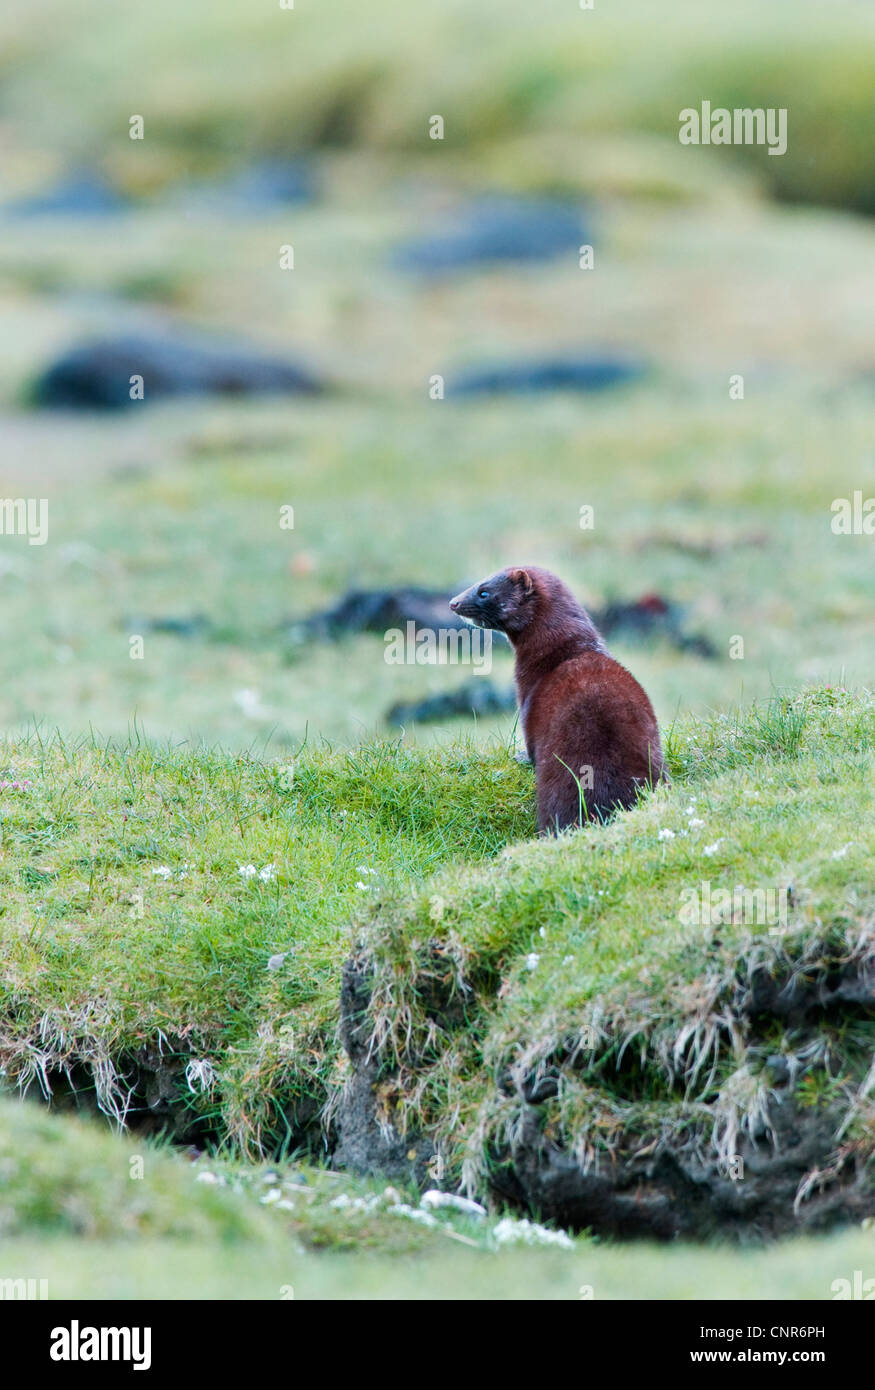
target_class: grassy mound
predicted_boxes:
[2,687,872,1239]
[342,688,875,1234]
[0,734,532,1152]
[0,1097,274,1244]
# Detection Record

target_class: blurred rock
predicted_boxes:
[594,593,716,658]
[290,585,713,659]
[6,170,128,218]
[288,587,471,641]
[125,614,211,639]
[386,681,516,725]
[174,159,318,213]
[452,356,644,396]
[34,333,324,409]
[393,196,587,273]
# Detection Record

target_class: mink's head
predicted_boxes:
[449,567,539,639]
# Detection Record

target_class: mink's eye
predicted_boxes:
[478,588,489,599]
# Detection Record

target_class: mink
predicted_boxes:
[449,566,664,833]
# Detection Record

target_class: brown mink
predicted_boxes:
[449,566,664,833]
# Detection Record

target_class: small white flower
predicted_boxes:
[151,866,172,879]
[261,1187,283,1205]
[258,864,276,882]
[689,818,705,830]
[267,953,288,971]
[562,955,574,966]
[525,953,540,971]
[355,865,376,875]
[387,1203,439,1228]
[703,840,722,856]
[831,843,853,860]
[684,804,696,816]
[356,880,370,891]
[329,1192,381,1213]
[237,864,257,879]
[658,828,675,842]
[195,1170,221,1185]
[492,1217,573,1249]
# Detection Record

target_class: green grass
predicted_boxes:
[1,688,872,1181]
[1,174,872,753]
[1,62,872,757]
[1,0,873,1297]
[9,1229,875,1301]
[2,1096,873,1298]
[0,1096,514,1258]
[1,384,872,750]
[1,691,872,1291]
[0,731,533,1151]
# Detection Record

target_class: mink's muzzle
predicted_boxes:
[449,586,504,631]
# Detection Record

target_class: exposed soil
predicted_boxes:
[332,943,875,1239]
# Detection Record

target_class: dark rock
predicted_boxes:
[125,615,212,639]
[394,196,588,273]
[593,593,717,659]
[33,333,324,409]
[451,356,645,396]
[386,680,516,725]
[6,170,128,218]
[287,587,472,642]
[176,159,318,213]
[291,585,713,661]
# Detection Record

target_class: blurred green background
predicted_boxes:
[0,0,873,748]
[1,0,874,1304]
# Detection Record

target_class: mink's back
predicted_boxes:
[519,650,664,827]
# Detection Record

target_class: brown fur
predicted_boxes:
[450,566,664,833]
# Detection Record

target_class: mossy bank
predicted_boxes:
[2,687,873,1241]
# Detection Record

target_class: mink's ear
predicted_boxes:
[508,568,534,596]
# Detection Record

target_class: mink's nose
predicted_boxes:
[449,597,460,611]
